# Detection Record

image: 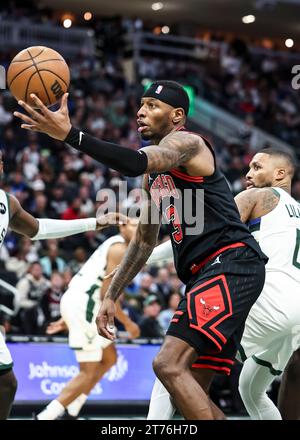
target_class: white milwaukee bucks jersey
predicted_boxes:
[68,234,125,292]
[0,190,11,370]
[248,187,300,282]
[0,190,9,248]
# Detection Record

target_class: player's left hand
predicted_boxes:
[96,297,116,341]
[13,93,72,140]
[96,212,128,231]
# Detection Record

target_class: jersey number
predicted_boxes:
[165,204,183,244]
[293,228,300,269]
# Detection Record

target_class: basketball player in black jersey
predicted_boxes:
[15,81,267,419]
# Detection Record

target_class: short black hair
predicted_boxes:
[259,146,297,178]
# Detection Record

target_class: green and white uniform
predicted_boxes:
[60,235,124,362]
[0,190,12,372]
[239,187,300,374]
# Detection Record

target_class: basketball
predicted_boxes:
[7,46,70,107]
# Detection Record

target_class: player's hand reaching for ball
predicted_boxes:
[14,93,72,140]
[96,212,128,231]
[96,297,117,341]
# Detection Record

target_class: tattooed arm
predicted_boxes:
[141,131,203,173]
[235,188,280,223]
[96,176,161,340]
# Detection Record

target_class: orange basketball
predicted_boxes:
[7,46,70,107]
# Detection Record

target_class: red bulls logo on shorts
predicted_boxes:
[187,274,233,351]
[199,297,221,317]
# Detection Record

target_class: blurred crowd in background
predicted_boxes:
[0,3,300,337]
[0,0,298,415]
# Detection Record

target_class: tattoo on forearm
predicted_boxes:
[106,183,160,302]
[106,239,155,301]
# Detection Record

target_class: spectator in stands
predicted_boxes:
[5,236,38,279]
[69,247,87,274]
[61,197,82,220]
[139,295,164,338]
[40,272,65,330]
[136,273,164,304]
[49,185,68,217]
[158,291,182,334]
[15,262,50,334]
[39,240,66,278]
[155,268,173,304]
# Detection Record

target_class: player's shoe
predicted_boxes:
[58,410,78,420]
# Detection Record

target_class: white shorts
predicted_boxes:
[239,271,300,374]
[0,328,13,372]
[60,287,113,363]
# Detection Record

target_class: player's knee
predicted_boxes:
[239,373,261,404]
[284,349,300,382]
[153,354,181,383]
[10,374,17,397]
[1,370,17,399]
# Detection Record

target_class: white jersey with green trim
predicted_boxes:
[68,234,124,292]
[248,187,300,282]
[0,190,9,248]
[0,190,11,370]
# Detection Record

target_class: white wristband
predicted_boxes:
[31,217,97,241]
[146,240,173,265]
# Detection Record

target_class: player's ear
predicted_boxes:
[275,168,286,181]
[172,108,185,124]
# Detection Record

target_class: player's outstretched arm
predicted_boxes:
[14,94,203,177]
[8,194,127,239]
[96,179,160,340]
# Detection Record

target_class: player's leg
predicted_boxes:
[63,344,117,418]
[147,366,224,420]
[277,348,300,420]
[67,344,117,402]
[0,330,17,420]
[153,335,215,420]
[0,368,17,420]
[238,356,281,420]
[191,368,226,420]
[36,360,96,420]
[147,377,176,420]
[37,345,116,420]
[239,271,300,420]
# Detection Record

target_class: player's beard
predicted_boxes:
[140,131,152,141]
[258,179,274,188]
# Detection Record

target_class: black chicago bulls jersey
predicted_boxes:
[148,133,266,284]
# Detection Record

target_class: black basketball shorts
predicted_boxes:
[166,245,266,375]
